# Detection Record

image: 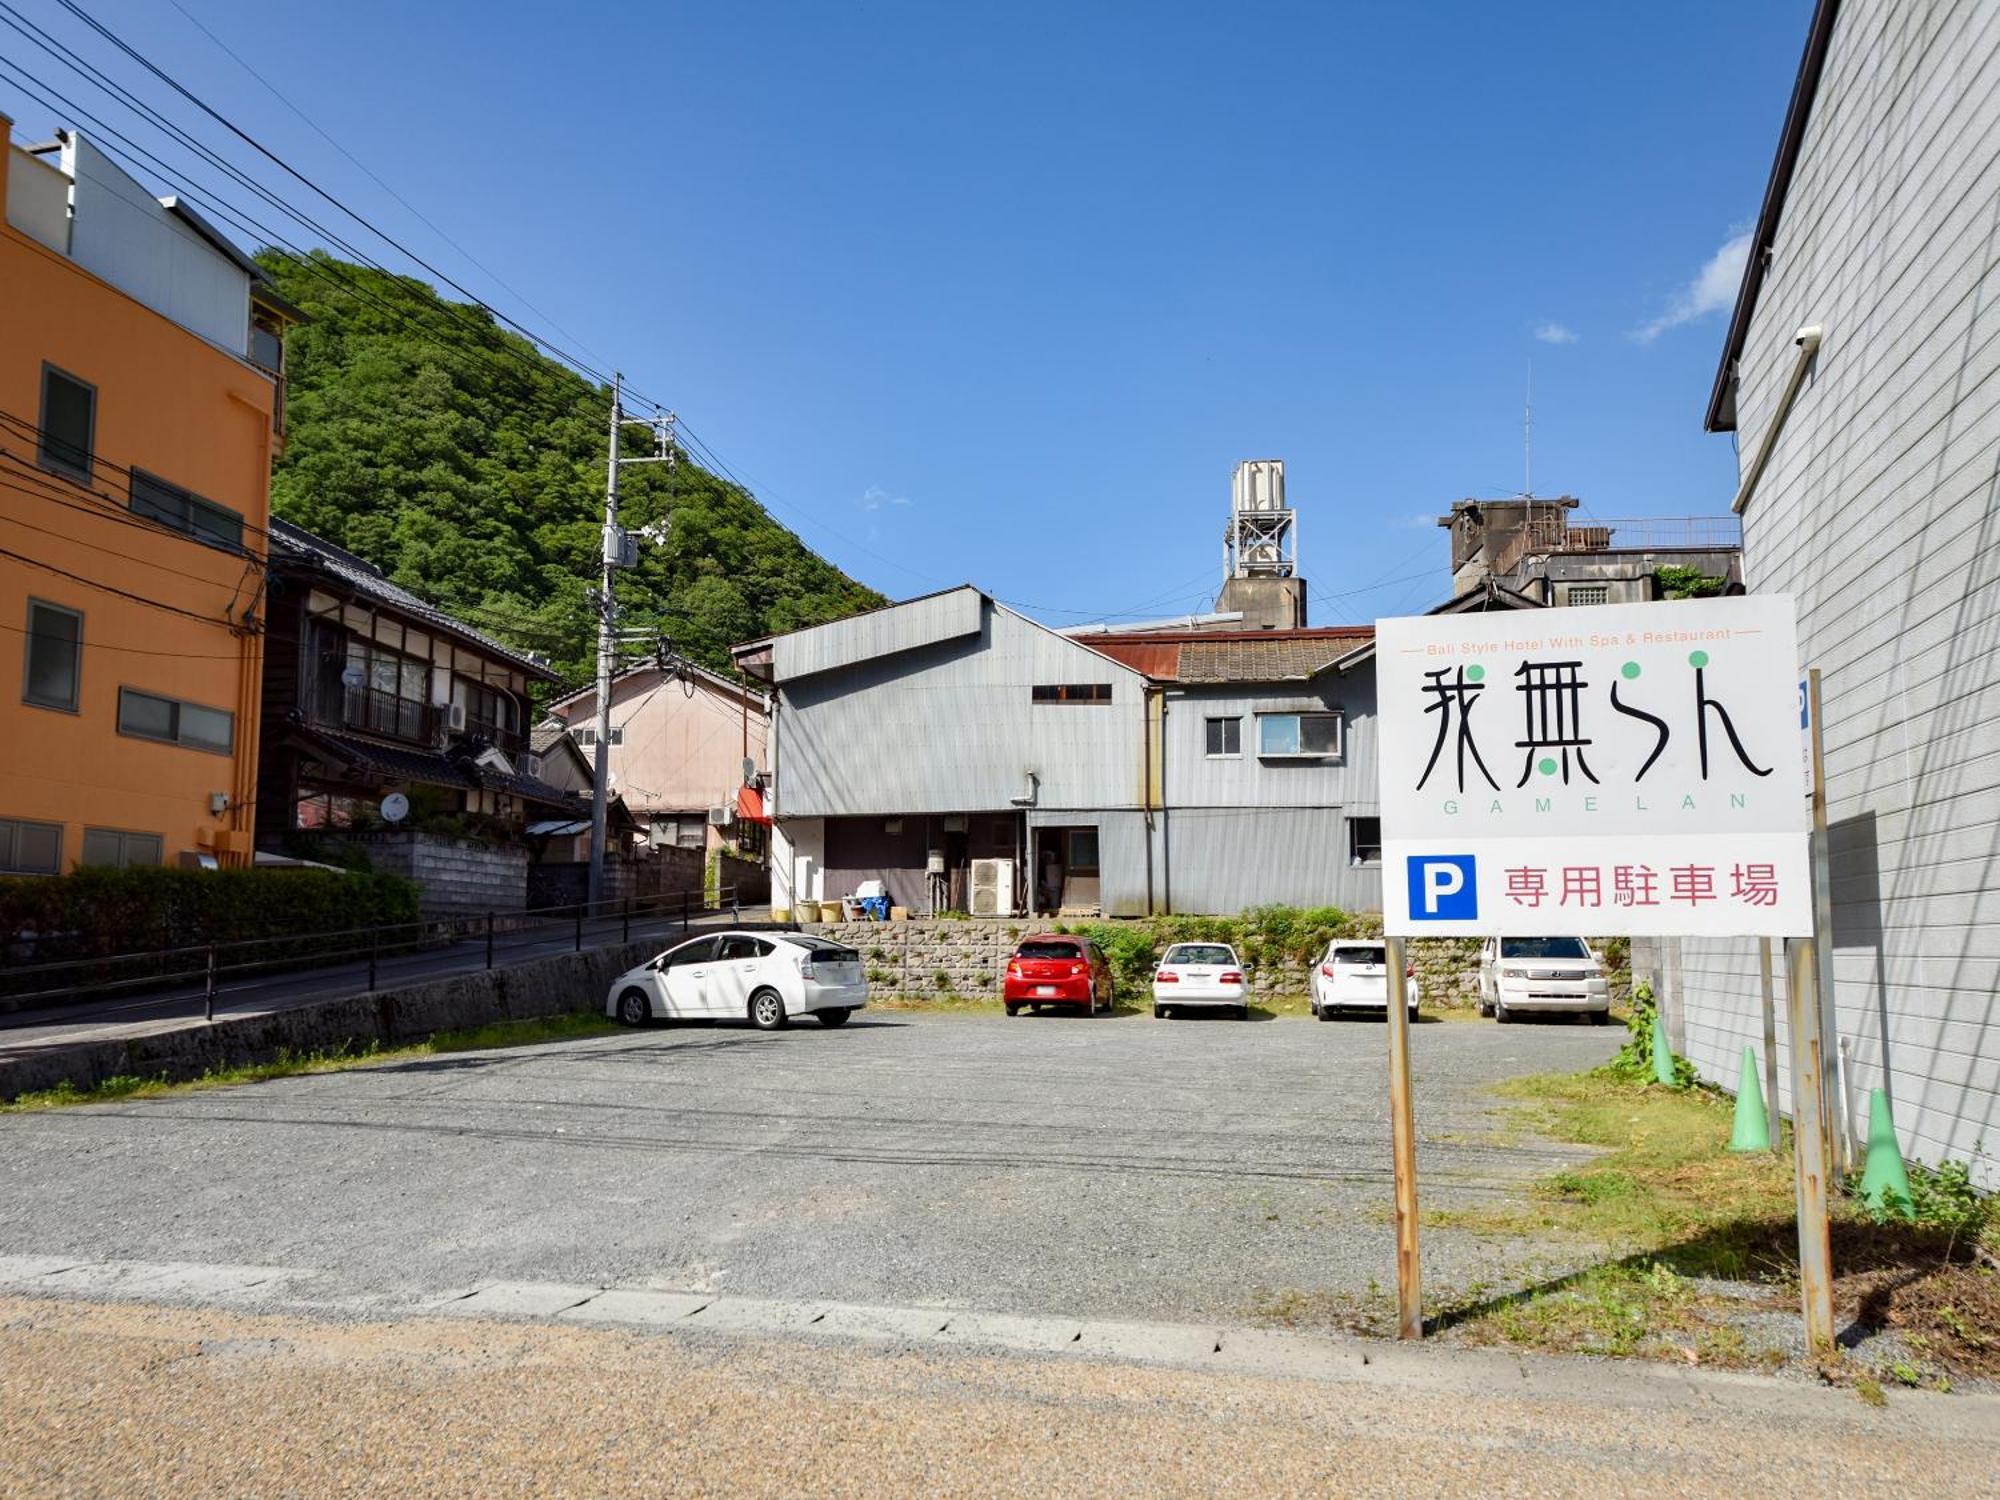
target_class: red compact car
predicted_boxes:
[1003,934,1114,1016]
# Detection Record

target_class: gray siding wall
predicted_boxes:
[1163,673,1378,811]
[774,602,1146,819]
[1164,808,1379,914]
[1680,0,2000,1187]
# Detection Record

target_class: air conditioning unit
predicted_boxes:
[969,857,1014,918]
[707,804,733,827]
[446,701,467,732]
[522,754,543,780]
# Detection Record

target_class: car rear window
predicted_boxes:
[1500,937,1591,959]
[787,936,859,962]
[1163,944,1234,965]
[1330,945,1384,965]
[1016,940,1082,959]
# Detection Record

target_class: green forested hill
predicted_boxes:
[259,251,885,683]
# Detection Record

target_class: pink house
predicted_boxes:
[546,660,770,859]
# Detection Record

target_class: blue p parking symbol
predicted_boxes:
[1407,855,1477,921]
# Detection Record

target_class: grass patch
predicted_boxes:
[1429,1070,1998,1379]
[1,1011,620,1113]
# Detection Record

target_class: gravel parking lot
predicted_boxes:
[0,1010,1617,1324]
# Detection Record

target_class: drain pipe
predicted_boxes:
[1731,324,1822,515]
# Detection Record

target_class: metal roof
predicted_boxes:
[1087,627,1375,684]
[269,518,557,681]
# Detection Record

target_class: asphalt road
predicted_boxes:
[0,907,747,1063]
[0,1009,1617,1323]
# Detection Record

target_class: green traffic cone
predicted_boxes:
[1858,1087,1913,1218]
[1729,1046,1770,1151]
[1650,1006,1678,1087]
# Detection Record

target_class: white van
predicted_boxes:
[1477,936,1611,1024]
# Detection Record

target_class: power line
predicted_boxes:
[160,0,610,374]
[52,0,633,398]
[0,543,247,626]
[0,616,246,660]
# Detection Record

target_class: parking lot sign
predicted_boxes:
[1377,595,1811,937]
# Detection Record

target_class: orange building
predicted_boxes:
[1,115,295,873]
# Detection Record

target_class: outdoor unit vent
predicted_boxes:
[707,804,733,827]
[446,702,467,732]
[522,754,543,780]
[969,858,1014,918]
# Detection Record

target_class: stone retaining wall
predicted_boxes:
[0,940,647,1102]
[801,919,1488,1006]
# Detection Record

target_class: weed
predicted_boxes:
[1853,1376,1887,1407]
[931,969,952,991]
[1887,1360,1922,1388]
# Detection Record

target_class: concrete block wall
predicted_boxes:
[362,832,529,915]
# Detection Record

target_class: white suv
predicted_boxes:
[607,930,868,1030]
[1477,936,1611,1024]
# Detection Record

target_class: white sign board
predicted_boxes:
[1377,595,1811,937]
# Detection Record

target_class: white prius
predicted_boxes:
[606,930,868,1030]
[1151,942,1249,1020]
[1310,939,1421,1021]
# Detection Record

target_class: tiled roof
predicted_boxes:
[295,728,586,812]
[294,729,476,791]
[529,722,570,756]
[1089,628,1374,684]
[270,519,558,682]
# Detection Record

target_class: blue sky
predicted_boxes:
[5,1,1812,626]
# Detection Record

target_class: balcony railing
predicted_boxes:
[341,686,433,744]
[1494,513,1743,579]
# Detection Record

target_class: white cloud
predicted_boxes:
[1534,322,1578,345]
[860,484,914,513]
[1632,229,1754,343]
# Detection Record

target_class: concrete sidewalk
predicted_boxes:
[1,1287,1992,1496]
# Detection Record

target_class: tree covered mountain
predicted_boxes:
[259,251,885,684]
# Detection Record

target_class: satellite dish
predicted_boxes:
[341,665,366,689]
[380,792,410,824]
[742,757,757,784]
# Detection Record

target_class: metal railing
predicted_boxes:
[0,886,747,1019]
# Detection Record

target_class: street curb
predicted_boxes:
[4,1258,1992,1438]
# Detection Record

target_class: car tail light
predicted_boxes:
[1220,970,1244,984]
[1006,961,1021,977]
[1070,962,1086,977]
[1319,964,1335,978]
[799,957,816,979]
[1155,970,1179,983]
[1405,964,1415,977]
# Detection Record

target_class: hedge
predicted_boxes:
[1061,905,1381,993]
[0,865,422,968]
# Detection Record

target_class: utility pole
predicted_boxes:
[587,374,623,912]
[587,376,675,911]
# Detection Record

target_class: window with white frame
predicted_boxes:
[1566,584,1609,607]
[1204,716,1241,757]
[1257,710,1341,759]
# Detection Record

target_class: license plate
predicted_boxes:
[1035,985,1058,996]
